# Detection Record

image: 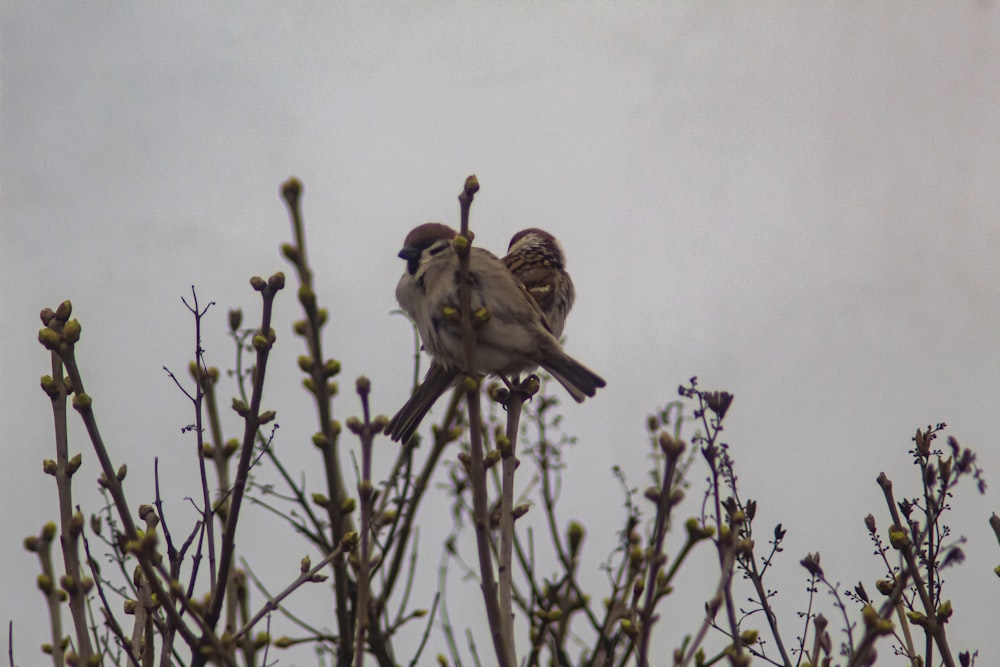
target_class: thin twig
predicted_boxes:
[498,387,526,654]
[233,541,348,641]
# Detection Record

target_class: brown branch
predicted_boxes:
[204,273,283,637]
[280,178,357,665]
[39,305,226,663]
[455,175,515,667]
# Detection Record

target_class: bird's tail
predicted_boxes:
[385,362,458,442]
[541,352,606,403]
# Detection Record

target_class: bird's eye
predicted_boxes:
[428,242,450,256]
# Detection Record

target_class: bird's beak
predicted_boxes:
[398,245,421,275]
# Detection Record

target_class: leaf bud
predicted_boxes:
[484,449,501,469]
[40,375,60,398]
[54,300,73,322]
[38,327,62,350]
[72,392,93,412]
[62,318,81,343]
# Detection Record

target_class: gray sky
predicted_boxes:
[3,4,999,664]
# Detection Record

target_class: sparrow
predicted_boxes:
[502,228,575,339]
[385,224,600,442]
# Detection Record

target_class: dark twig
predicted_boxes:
[454,175,515,667]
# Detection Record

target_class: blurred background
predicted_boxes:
[3,4,999,663]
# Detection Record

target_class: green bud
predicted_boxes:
[40,375,60,398]
[62,319,82,343]
[38,328,62,350]
[54,300,73,322]
[72,392,93,412]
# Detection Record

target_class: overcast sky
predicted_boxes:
[3,4,999,665]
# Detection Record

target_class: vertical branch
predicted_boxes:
[280,179,357,664]
[204,272,284,635]
[455,175,515,667]
[498,384,530,655]
[635,435,682,665]
[183,288,219,594]
[38,303,94,664]
[347,376,384,667]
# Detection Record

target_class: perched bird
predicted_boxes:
[502,227,575,339]
[385,223,602,442]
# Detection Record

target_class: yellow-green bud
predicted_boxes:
[568,521,585,555]
[889,526,911,550]
[484,449,501,468]
[341,531,359,550]
[72,393,92,412]
[40,375,59,398]
[41,521,57,540]
[62,319,82,343]
[38,327,61,350]
[281,243,300,263]
[298,285,315,309]
[936,599,953,623]
[54,300,73,321]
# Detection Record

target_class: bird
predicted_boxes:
[384,223,602,442]
[502,227,575,339]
